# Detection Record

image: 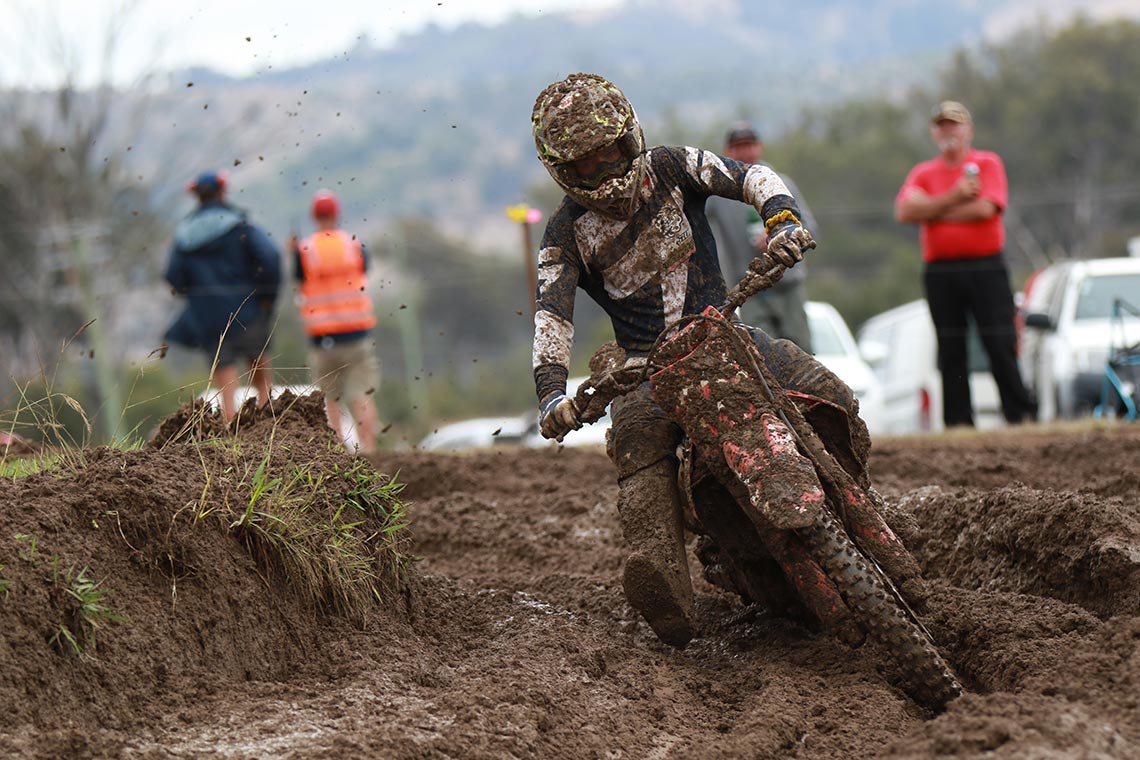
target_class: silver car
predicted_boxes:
[1020,255,1140,421]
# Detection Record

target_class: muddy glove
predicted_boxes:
[766,222,816,268]
[539,392,581,442]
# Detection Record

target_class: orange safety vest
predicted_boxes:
[297,229,376,336]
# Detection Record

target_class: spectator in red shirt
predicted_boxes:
[895,100,1036,427]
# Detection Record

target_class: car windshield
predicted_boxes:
[1074,273,1140,321]
[806,310,848,357]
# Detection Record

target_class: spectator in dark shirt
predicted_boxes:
[164,170,282,421]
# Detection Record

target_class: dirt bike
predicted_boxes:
[571,255,964,712]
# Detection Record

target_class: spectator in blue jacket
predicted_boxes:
[164,170,282,421]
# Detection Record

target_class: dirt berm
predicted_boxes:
[1,397,1138,759]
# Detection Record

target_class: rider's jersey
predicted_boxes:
[533,145,803,402]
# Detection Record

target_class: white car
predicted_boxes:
[418,415,530,451]
[199,383,321,408]
[856,299,1002,434]
[199,384,360,446]
[805,301,886,436]
[522,376,611,448]
[1019,255,1140,421]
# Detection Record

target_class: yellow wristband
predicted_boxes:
[764,210,801,233]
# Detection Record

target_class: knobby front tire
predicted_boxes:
[799,509,964,712]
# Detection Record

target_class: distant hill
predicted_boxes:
[42,0,1134,251]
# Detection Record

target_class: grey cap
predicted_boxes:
[725,121,760,146]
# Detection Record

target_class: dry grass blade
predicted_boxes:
[59,394,92,437]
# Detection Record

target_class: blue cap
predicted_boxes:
[188,170,226,195]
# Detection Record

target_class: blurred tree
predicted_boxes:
[365,218,535,427]
[0,2,166,442]
[939,18,1140,262]
[770,99,929,327]
[767,17,1140,330]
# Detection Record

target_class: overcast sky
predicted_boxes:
[3,0,1138,89]
[0,0,621,87]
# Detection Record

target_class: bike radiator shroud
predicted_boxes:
[649,307,825,531]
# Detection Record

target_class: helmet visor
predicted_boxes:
[552,131,641,191]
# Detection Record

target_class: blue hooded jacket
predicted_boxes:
[164,201,282,349]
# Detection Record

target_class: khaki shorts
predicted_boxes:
[310,338,380,405]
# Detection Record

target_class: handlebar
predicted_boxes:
[572,358,647,424]
[570,246,814,426]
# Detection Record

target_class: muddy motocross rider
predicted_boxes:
[531,73,866,648]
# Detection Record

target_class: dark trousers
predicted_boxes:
[923,253,1035,427]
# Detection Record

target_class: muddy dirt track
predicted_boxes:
[2,396,1139,759]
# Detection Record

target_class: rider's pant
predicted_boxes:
[609,382,695,647]
[747,326,871,472]
[748,325,855,409]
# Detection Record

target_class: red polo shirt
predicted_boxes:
[897,148,1007,263]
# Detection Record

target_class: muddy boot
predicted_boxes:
[617,459,697,648]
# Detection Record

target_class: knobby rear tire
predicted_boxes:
[799,509,963,712]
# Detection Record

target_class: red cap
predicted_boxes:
[311,189,340,220]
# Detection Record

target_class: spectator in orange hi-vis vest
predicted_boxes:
[290,190,381,454]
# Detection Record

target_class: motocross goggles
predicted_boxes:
[551,131,641,191]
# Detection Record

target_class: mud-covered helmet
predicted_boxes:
[532,72,647,219]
